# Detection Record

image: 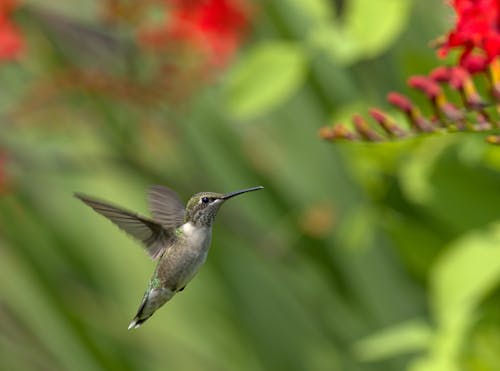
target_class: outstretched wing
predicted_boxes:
[148,185,185,230]
[75,193,169,259]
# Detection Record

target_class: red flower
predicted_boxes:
[0,0,18,13]
[320,0,500,145]
[139,0,250,67]
[439,0,500,71]
[0,0,23,60]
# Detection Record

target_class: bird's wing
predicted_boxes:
[148,185,186,230]
[75,193,170,259]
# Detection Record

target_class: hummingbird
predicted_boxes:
[74,185,263,329]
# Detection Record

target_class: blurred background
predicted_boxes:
[1,0,500,370]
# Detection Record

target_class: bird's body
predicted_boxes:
[131,223,212,328]
[75,185,263,329]
[160,223,212,292]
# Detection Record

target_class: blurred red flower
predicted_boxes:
[439,0,500,71]
[139,0,251,67]
[0,0,23,60]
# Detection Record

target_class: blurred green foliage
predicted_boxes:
[1,0,500,370]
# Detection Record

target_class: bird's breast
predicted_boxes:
[158,222,212,289]
[161,222,211,288]
[181,222,212,253]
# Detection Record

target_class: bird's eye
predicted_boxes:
[201,197,209,204]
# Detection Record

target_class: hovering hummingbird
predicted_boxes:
[75,185,263,329]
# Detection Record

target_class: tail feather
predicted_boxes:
[128,291,152,330]
[128,320,137,330]
[127,286,174,330]
[128,315,151,330]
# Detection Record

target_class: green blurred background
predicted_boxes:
[1,0,500,370]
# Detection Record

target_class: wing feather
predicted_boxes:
[148,185,186,230]
[75,193,169,259]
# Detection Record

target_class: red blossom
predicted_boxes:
[448,66,469,89]
[387,92,413,112]
[461,53,489,73]
[369,108,407,137]
[321,0,500,145]
[0,0,18,13]
[0,0,23,60]
[352,114,383,141]
[429,66,451,82]
[439,0,500,72]
[319,124,358,141]
[139,0,251,67]
[408,75,442,98]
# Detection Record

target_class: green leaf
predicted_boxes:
[423,138,500,232]
[346,0,412,57]
[284,0,335,24]
[409,224,500,371]
[398,136,456,204]
[353,319,432,361]
[431,223,500,324]
[309,0,412,64]
[224,42,308,120]
[308,25,361,65]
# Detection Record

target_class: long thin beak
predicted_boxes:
[221,186,264,200]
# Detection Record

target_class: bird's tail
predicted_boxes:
[127,287,174,330]
[128,291,154,330]
[128,315,151,330]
